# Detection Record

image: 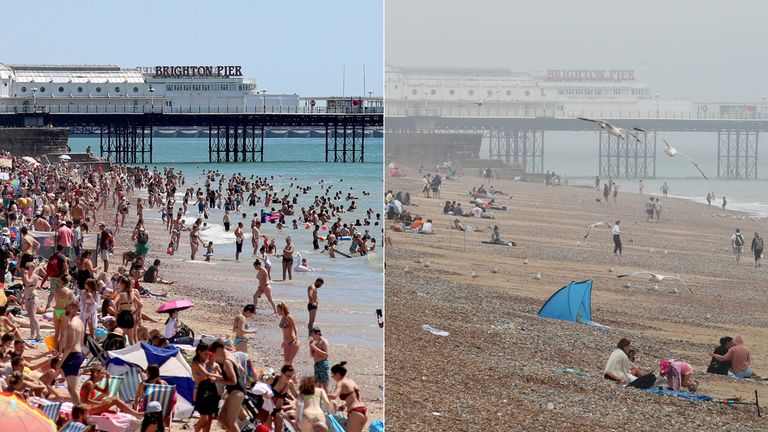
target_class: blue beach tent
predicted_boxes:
[538,280,593,324]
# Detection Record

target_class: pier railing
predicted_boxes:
[386,106,768,121]
[0,104,384,115]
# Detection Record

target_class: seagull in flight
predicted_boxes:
[583,221,611,239]
[662,139,709,180]
[461,90,501,107]
[578,117,641,142]
[617,271,693,294]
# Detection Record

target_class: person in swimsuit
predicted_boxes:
[309,327,330,392]
[298,376,332,432]
[232,304,257,353]
[306,278,324,336]
[253,260,277,314]
[79,365,143,416]
[190,218,203,260]
[80,278,99,340]
[269,365,298,432]
[51,273,74,349]
[210,340,246,432]
[191,342,221,432]
[277,302,300,365]
[281,236,295,281]
[229,222,242,262]
[77,250,96,292]
[59,301,85,403]
[260,245,273,280]
[21,262,42,340]
[329,362,368,432]
[116,277,142,345]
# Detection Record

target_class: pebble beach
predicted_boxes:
[385,166,768,431]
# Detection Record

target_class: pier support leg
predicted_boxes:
[718,130,758,179]
[487,129,544,173]
[598,131,656,178]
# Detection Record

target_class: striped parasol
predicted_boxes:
[0,392,56,431]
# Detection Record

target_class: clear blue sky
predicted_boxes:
[2,0,383,97]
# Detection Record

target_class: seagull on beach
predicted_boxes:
[660,139,709,180]
[578,117,641,142]
[583,221,611,239]
[617,271,693,294]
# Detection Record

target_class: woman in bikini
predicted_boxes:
[77,250,96,292]
[259,245,273,280]
[191,342,221,432]
[277,302,300,365]
[81,365,143,417]
[21,262,42,340]
[268,364,298,432]
[298,376,332,432]
[329,361,368,432]
[51,273,74,347]
[281,236,295,281]
[116,276,143,345]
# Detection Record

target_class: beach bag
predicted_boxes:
[629,373,656,389]
[735,234,744,246]
[137,230,149,245]
[755,237,764,251]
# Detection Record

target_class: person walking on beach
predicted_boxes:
[277,302,300,365]
[234,222,244,261]
[645,197,655,222]
[602,183,610,204]
[638,180,644,195]
[722,196,727,210]
[654,198,662,222]
[232,304,257,353]
[732,228,744,264]
[223,210,231,232]
[612,221,622,255]
[253,259,277,314]
[309,327,330,392]
[595,176,600,190]
[307,278,324,336]
[281,236,295,281]
[661,182,669,197]
[612,182,619,204]
[190,218,202,260]
[751,232,763,267]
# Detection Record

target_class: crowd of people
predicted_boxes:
[0,155,376,432]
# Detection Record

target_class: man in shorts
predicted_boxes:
[253,259,277,314]
[59,300,85,403]
[98,223,114,274]
[309,327,330,392]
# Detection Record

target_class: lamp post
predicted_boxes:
[148,85,155,113]
[261,90,268,113]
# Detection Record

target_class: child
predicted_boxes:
[203,241,214,262]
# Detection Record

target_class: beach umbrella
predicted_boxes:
[21,156,37,164]
[156,299,194,313]
[58,154,71,160]
[0,392,56,431]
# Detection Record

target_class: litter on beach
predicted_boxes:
[422,324,450,337]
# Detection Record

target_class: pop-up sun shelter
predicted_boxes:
[538,280,595,324]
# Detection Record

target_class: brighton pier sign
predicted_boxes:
[149,66,243,78]
[546,69,635,82]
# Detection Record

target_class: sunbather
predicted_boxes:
[80,365,143,416]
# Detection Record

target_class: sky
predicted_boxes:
[386,0,768,102]
[1,0,383,97]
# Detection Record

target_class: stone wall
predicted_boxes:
[0,127,69,156]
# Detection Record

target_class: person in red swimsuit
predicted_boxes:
[329,361,368,432]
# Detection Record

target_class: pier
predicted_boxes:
[0,106,382,164]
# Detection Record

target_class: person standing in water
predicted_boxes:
[307,278,324,336]
[612,221,622,255]
[661,182,669,197]
[234,222,244,261]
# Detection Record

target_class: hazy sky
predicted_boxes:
[2,0,383,97]
[386,0,768,102]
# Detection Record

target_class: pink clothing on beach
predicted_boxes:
[671,361,692,376]
[713,335,752,372]
[57,226,73,247]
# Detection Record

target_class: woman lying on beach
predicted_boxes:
[329,361,368,432]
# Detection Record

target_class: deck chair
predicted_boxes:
[58,421,88,432]
[29,396,62,421]
[84,333,108,365]
[142,383,177,428]
[95,375,125,399]
[116,366,142,403]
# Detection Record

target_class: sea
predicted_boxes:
[69,136,384,347]
[481,131,768,217]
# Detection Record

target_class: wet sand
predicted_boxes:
[385,167,768,431]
